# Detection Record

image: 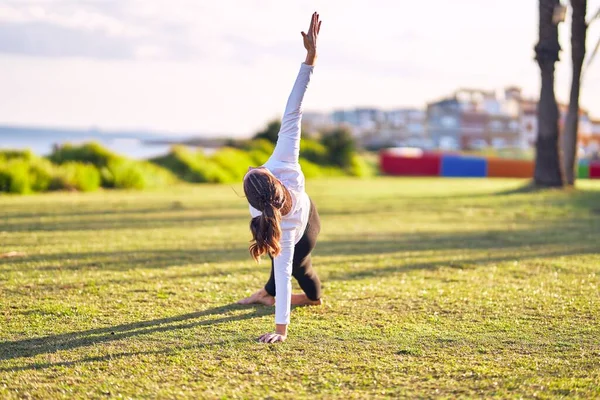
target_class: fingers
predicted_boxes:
[272,334,284,343]
[309,12,321,38]
[308,12,317,34]
[258,333,271,343]
[258,333,284,343]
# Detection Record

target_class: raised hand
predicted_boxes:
[301,12,321,65]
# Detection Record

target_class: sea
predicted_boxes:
[0,125,194,160]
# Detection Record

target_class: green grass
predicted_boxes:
[1,178,599,399]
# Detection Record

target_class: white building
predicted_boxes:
[302,112,333,135]
[592,119,600,136]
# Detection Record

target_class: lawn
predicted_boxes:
[1,178,599,399]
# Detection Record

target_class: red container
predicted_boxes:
[380,152,441,176]
[590,161,600,179]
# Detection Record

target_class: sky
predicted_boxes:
[0,0,599,138]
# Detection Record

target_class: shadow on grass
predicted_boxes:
[0,303,271,367]
[3,189,596,237]
[0,212,247,233]
[326,243,599,281]
[0,205,406,233]
[0,248,251,273]
[1,341,247,373]
[1,217,598,274]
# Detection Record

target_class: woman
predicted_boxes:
[237,12,323,343]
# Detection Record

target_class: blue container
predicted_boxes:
[441,155,487,177]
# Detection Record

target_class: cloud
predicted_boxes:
[0,3,146,37]
[0,21,136,59]
[0,2,177,60]
[0,1,314,62]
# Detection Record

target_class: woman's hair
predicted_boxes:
[244,170,287,262]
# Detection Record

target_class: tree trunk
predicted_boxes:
[534,0,564,187]
[561,0,587,186]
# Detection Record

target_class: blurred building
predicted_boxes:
[426,87,521,150]
[360,109,427,149]
[593,119,600,136]
[302,112,334,136]
[331,108,386,134]
[587,119,600,158]
[519,98,538,147]
[302,87,599,152]
[521,100,596,155]
[305,107,427,148]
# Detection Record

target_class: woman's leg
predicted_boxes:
[264,256,276,296]
[291,254,322,304]
[237,286,275,305]
[239,198,322,306]
[237,256,276,305]
[291,198,322,304]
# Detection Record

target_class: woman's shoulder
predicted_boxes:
[284,189,309,215]
[265,163,305,194]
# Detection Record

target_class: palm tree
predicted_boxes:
[561,0,587,186]
[534,0,564,187]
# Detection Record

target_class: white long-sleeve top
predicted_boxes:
[248,63,314,325]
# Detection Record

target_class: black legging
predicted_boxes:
[264,197,321,301]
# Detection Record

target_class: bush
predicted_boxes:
[0,155,60,194]
[52,162,101,192]
[102,158,175,190]
[320,165,348,177]
[136,161,178,188]
[247,149,270,166]
[48,142,177,189]
[28,158,56,192]
[244,139,275,155]
[253,120,281,144]
[210,147,256,181]
[300,139,329,165]
[347,154,376,178]
[192,159,234,183]
[0,159,31,194]
[299,158,347,179]
[104,159,146,189]
[0,149,35,162]
[152,146,232,183]
[252,120,312,145]
[48,142,119,168]
[239,139,274,165]
[320,127,356,168]
[150,146,197,182]
[299,158,324,179]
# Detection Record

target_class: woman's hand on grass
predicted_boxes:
[258,332,287,343]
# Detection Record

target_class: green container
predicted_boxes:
[578,160,590,179]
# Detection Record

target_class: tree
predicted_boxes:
[253,120,281,144]
[320,127,356,168]
[561,0,587,186]
[534,0,565,187]
[253,119,313,144]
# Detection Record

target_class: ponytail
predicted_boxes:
[244,171,287,262]
[248,203,282,262]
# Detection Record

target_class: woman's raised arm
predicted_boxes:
[268,13,322,165]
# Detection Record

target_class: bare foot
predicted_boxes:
[291,293,323,306]
[237,288,275,306]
